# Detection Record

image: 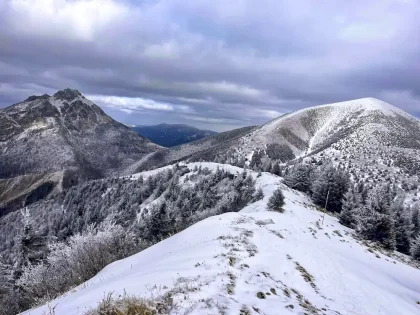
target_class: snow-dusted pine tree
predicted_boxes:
[270,162,281,176]
[367,184,395,214]
[357,206,396,250]
[412,203,420,239]
[283,163,313,193]
[148,203,171,241]
[18,208,47,268]
[253,187,264,202]
[249,150,263,170]
[267,187,285,212]
[311,164,350,213]
[339,186,362,228]
[391,198,412,255]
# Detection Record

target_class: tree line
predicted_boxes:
[0,164,261,315]
[282,162,420,260]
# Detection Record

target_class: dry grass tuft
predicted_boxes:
[85,293,157,315]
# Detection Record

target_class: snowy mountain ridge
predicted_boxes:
[0,89,161,215]
[245,97,419,157]
[276,97,414,121]
[133,98,420,204]
[11,89,95,112]
[22,163,420,315]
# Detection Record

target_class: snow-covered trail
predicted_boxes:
[23,163,420,315]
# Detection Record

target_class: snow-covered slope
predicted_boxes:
[134,97,420,173]
[23,163,420,315]
[237,97,420,158]
[134,98,420,202]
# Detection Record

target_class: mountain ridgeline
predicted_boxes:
[0,89,161,215]
[1,91,420,315]
[132,124,217,147]
[2,92,419,216]
[133,98,420,195]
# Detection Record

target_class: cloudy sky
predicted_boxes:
[1,0,419,131]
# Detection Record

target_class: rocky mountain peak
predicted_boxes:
[24,94,50,102]
[0,90,162,215]
[53,88,83,102]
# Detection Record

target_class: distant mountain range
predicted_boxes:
[2,91,420,214]
[132,123,217,147]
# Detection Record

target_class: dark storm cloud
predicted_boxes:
[0,0,419,131]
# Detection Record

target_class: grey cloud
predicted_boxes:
[0,0,419,132]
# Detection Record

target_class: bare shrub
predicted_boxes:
[85,293,157,315]
[18,222,145,305]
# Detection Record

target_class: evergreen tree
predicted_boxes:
[376,214,397,250]
[174,188,190,221]
[148,203,171,241]
[391,199,412,254]
[411,204,420,239]
[357,206,377,240]
[283,163,313,193]
[270,162,281,176]
[367,184,394,214]
[154,180,166,198]
[339,186,362,228]
[0,258,24,315]
[311,164,350,212]
[353,183,400,250]
[249,150,263,170]
[357,206,396,250]
[18,209,47,268]
[360,183,370,205]
[267,187,285,212]
[253,187,264,202]
[264,161,272,172]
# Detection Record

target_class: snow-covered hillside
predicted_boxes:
[235,97,420,160]
[23,163,420,315]
[130,98,420,204]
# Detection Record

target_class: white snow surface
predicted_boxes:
[235,97,419,158]
[278,97,413,122]
[23,163,420,315]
